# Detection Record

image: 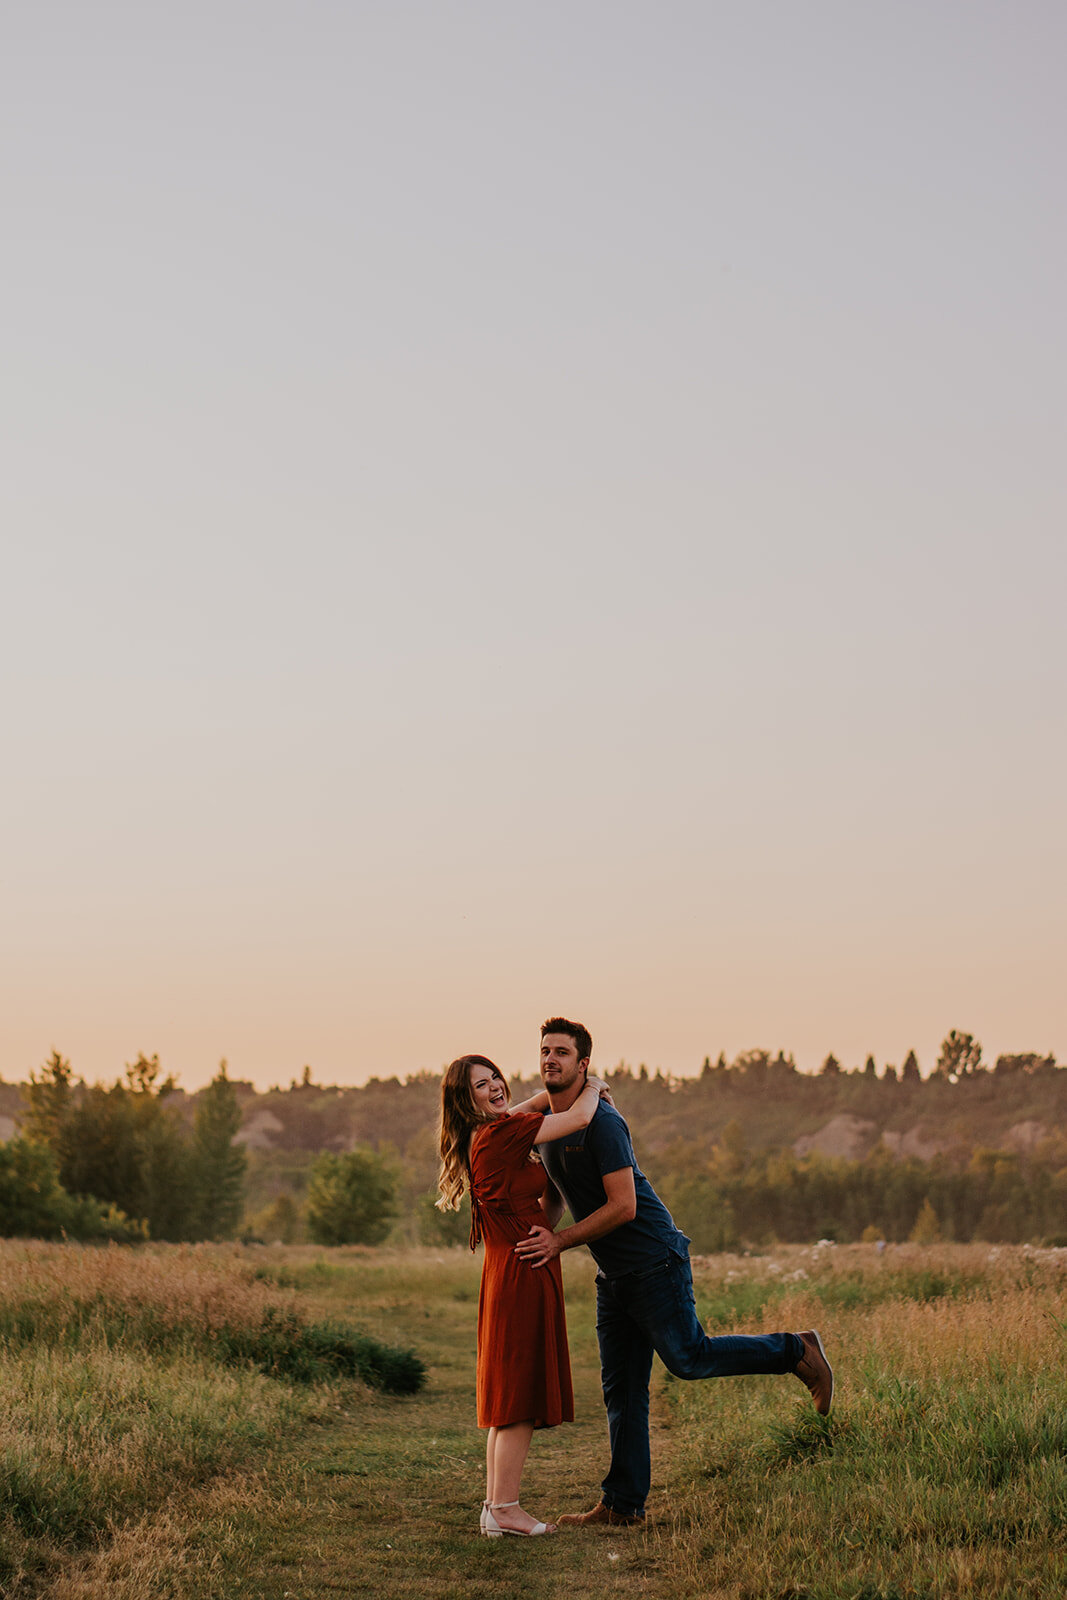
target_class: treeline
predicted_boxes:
[247,1033,1066,1164]
[646,1133,1067,1252]
[5,1051,246,1242]
[5,1029,1064,1247]
[2,1051,406,1249]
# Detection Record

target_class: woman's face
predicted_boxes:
[468,1062,508,1118]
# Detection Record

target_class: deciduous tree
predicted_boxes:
[936,1030,983,1079]
[306,1147,397,1245]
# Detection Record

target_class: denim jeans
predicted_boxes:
[595,1249,802,1517]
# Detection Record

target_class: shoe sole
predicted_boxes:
[808,1328,834,1413]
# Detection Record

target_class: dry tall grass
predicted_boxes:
[651,1243,1067,1598]
[5,1240,1067,1599]
[0,1242,398,1598]
[0,1239,294,1340]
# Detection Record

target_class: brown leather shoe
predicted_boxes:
[794,1329,834,1414]
[557,1502,643,1528]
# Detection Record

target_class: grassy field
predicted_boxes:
[3,1240,1066,1598]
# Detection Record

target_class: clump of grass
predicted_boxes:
[761,1409,835,1465]
[699,1274,784,1328]
[0,1242,424,1395]
[212,1305,424,1392]
[0,1241,427,1597]
[653,1245,1067,1597]
[251,1255,344,1290]
[0,1342,318,1588]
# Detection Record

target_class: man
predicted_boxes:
[515,1016,833,1528]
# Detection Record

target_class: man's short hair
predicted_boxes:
[541,1016,593,1064]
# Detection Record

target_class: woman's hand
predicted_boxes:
[586,1074,614,1105]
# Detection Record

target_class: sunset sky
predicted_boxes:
[4,3,1064,1092]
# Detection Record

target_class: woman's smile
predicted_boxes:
[469,1065,510,1117]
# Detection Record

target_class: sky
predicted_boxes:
[2,2,1064,1091]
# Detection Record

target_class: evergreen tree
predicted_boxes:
[140,1098,198,1241]
[61,1079,144,1215]
[63,1056,196,1239]
[0,1139,142,1241]
[22,1050,75,1158]
[126,1054,198,1239]
[901,1050,921,1083]
[192,1061,247,1240]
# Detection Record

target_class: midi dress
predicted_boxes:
[469,1111,574,1429]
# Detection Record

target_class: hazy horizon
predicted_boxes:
[4,3,1064,1093]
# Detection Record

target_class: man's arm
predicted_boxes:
[515,1166,637,1268]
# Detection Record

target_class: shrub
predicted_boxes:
[305,1148,398,1246]
[0,1140,143,1243]
[0,1243,425,1396]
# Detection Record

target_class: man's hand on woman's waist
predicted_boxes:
[514,1168,638,1268]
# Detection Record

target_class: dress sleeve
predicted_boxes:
[475,1111,543,1177]
[467,1113,545,1249]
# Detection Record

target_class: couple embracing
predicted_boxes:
[436,1017,833,1538]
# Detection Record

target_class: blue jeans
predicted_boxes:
[595,1250,802,1517]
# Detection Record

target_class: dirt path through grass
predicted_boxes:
[206,1249,678,1600]
[174,1244,1067,1600]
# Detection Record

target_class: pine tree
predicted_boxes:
[192,1061,247,1240]
[22,1050,75,1156]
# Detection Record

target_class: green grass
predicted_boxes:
[0,1249,423,1393]
[5,1241,1067,1599]
[0,1242,424,1597]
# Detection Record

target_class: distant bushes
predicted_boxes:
[18,1052,247,1243]
[651,1141,1067,1251]
[0,1140,143,1243]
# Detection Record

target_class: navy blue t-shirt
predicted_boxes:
[538,1100,688,1278]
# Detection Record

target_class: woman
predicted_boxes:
[437,1053,606,1537]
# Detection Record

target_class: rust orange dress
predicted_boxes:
[469,1111,574,1430]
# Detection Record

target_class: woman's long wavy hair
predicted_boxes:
[436,1054,510,1213]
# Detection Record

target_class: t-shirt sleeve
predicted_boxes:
[587,1109,637,1176]
[473,1111,543,1181]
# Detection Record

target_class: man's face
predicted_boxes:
[540,1032,588,1093]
